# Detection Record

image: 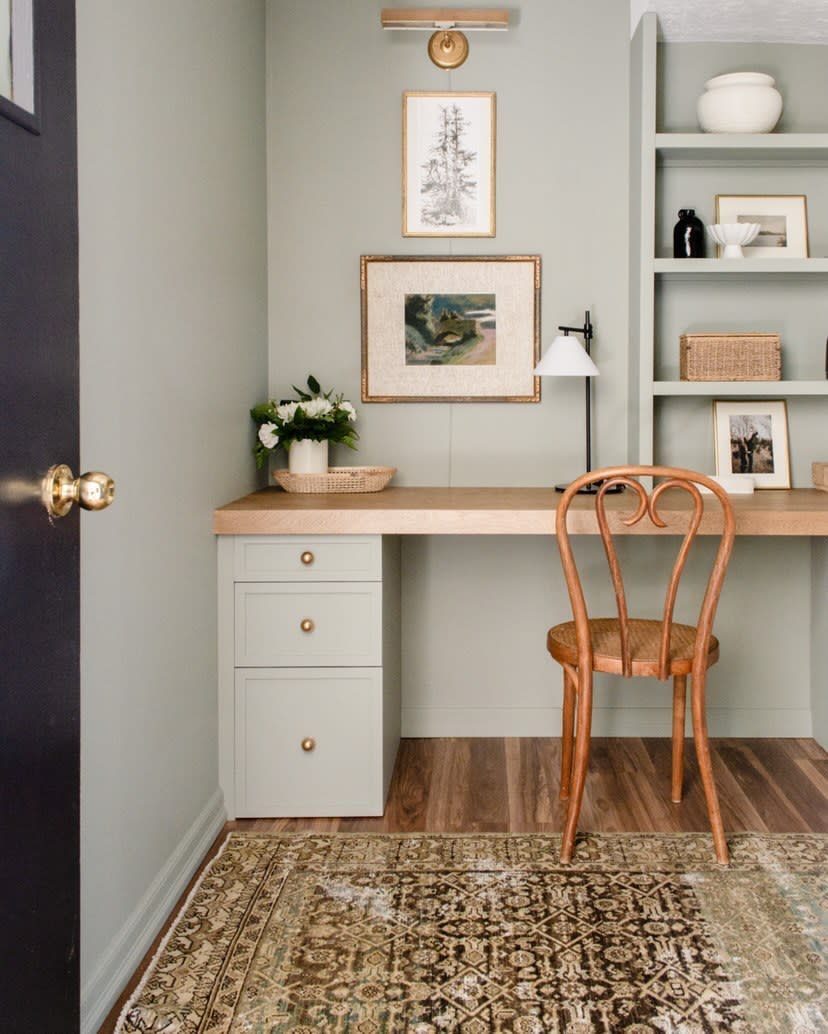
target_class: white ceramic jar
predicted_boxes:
[697,72,783,133]
[288,438,329,474]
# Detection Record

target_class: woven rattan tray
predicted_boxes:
[273,466,396,494]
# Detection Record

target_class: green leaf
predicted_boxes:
[307,374,321,395]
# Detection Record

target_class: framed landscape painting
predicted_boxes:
[403,92,495,237]
[360,255,540,402]
[713,399,791,488]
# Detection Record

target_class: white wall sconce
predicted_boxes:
[381,8,510,69]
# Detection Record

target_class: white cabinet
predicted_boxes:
[630,14,828,480]
[218,534,400,818]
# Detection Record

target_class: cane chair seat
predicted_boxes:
[548,618,719,677]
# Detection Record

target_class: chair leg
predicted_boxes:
[690,668,729,865]
[560,669,593,864]
[560,665,576,801]
[671,674,687,803]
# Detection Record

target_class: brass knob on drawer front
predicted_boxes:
[300,551,314,565]
[300,618,315,633]
[301,737,316,752]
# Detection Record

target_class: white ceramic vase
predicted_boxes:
[288,438,329,474]
[697,72,782,133]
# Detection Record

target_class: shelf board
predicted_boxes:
[652,380,828,397]
[655,132,828,163]
[654,258,828,275]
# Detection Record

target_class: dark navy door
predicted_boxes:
[0,3,81,1029]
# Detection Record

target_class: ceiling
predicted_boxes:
[635,0,828,44]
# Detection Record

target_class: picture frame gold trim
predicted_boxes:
[714,194,809,258]
[402,91,495,238]
[712,398,791,489]
[361,255,540,403]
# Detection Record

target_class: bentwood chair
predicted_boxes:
[547,466,736,865]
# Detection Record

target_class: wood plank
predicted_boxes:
[715,741,811,832]
[213,486,828,537]
[741,738,828,831]
[504,736,562,830]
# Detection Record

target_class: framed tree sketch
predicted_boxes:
[403,91,495,237]
[360,255,540,402]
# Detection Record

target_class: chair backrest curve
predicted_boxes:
[554,465,736,680]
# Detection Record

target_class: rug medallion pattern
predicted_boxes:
[116,833,828,1033]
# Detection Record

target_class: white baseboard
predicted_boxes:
[402,706,812,738]
[80,788,227,1034]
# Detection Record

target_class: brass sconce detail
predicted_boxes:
[427,29,469,69]
[381,9,509,68]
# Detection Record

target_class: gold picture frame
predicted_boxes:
[403,91,495,237]
[715,194,809,258]
[360,255,540,402]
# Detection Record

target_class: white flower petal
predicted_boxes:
[258,422,279,449]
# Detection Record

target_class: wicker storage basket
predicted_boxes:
[679,333,781,381]
[813,462,828,493]
[273,466,396,494]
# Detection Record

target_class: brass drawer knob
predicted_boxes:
[301,737,316,752]
[300,550,314,566]
[300,618,315,633]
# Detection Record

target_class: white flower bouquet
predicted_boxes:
[250,375,358,468]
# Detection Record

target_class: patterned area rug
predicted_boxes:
[116,833,828,1033]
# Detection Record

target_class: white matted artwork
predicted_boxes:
[713,399,791,489]
[715,195,809,258]
[403,92,495,237]
[360,255,540,402]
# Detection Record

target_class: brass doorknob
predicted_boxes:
[301,737,316,752]
[300,618,315,633]
[300,550,315,565]
[42,464,116,518]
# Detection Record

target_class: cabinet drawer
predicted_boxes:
[233,536,381,582]
[234,668,385,816]
[235,583,381,666]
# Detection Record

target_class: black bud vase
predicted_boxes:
[673,209,705,258]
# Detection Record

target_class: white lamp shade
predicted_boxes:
[533,334,599,377]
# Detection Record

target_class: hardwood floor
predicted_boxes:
[97,736,828,1032]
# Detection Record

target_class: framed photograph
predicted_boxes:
[715,194,809,258]
[403,91,495,237]
[713,399,791,488]
[360,255,540,402]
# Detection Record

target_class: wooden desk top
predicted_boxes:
[214,486,828,536]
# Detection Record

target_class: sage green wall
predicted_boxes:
[265,2,816,738]
[78,4,267,1029]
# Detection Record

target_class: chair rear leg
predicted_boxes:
[671,674,687,803]
[560,664,576,801]
[560,669,593,863]
[690,668,729,865]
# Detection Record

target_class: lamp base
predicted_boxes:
[554,480,626,495]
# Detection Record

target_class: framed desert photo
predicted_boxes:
[403,91,495,237]
[360,255,540,402]
[713,399,791,488]
[715,195,809,258]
